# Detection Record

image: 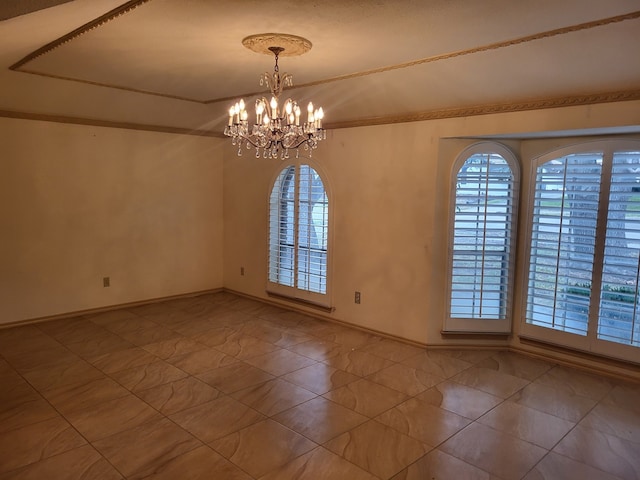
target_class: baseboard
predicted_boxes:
[514,336,640,383]
[224,288,509,350]
[226,289,640,382]
[0,288,223,329]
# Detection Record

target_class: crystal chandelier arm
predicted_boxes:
[282,133,320,150]
[260,72,294,98]
[259,46,294,98]
[240,135,261,148]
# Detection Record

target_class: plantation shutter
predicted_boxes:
[296,165,328,294]
[598,150,640,346]
[268,167,296,287]
[449,153,515,320]
[525,153,603,335]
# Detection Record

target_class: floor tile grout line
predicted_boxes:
[0,309,526,477]
[2,292,637,479]
[10,318,384,475]
[537,381,615,456]
[202,308,408,478]
[395,447,497,480]
[450,363,591,477]
[1,342,131,478]
[22,321,227,479]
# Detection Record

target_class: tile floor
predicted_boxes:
[1,292,639,479]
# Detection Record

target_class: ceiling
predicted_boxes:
[1,0,639,136]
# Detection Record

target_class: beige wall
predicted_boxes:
[223,100,640,348]
[0,117,225,324]
[3,99,640,355]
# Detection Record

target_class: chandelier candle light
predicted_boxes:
[224,36,325,159]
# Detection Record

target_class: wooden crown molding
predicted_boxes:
[325,89,640,130]
[10,0,151,70]
[0,0,74,21]
[2,88,639,136]
[0,109,225,138]
[13,68,203,103]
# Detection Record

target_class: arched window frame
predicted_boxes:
[444,142,520,334]
[267,160,332,308]
[521,139,640,363]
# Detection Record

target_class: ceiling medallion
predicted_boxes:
[224,34,325,159]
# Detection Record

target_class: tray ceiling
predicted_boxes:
[1,0,639,134]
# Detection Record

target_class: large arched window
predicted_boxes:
[445,143,519,333]
[523,140,640,363]
[268,163,330,306]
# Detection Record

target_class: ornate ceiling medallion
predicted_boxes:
[241,33,312,57]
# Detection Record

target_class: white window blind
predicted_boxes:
[446,145,519,333]
[269,167,296,287]
[599,150,640,346]
[523,141,640,362]
[296,165,328,294]
[526,153,602,335]
[268,164,328,297]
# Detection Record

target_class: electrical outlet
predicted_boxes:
[355,291,361,304]
[240,267,245,276]
[103,277,110,287]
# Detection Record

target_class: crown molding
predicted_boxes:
[2,88,639,135]
[0,89,640,134]
[10,0,151,70]
[325,89,640,130]
[14,68,203,103]
[0,109,225,137]
[0,0,74,21]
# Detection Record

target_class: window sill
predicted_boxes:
[441,330,511,341]
[266,291,334,313]
[518,334,640,368]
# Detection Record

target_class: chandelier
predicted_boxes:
[224,39,326,160]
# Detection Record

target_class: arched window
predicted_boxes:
[268,163,330,305]
[523,140,640,362]
[445,143,519,333]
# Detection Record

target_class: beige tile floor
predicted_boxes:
[1,292,639,479]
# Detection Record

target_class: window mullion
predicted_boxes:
[632,252,640,344]
[292,167,299,289]
[479,153,490,316]
[588,149,613,341]
[551,158,569,330]
[277,189,287,286]
[302,187,312,290]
